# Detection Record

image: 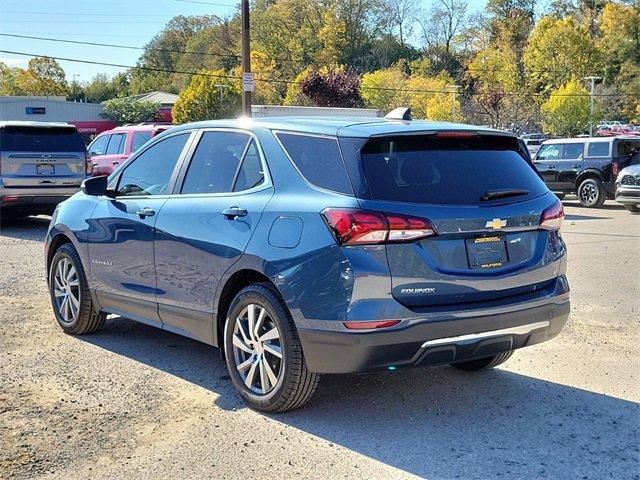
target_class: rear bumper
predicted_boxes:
[0,186,78,208]
[298,296,570,374]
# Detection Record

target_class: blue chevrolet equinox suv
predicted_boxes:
[45,116,570,412]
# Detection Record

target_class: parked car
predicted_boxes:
[87,124,171,176]
[615,164,640,212]
[533,136,640,207]
[46,116,570,412]
[0,121,89,218]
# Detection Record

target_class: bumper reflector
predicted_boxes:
[343,320,401,330]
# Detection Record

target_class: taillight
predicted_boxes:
[433,131,480,139]
[85,153,92,175]
[321,208,436,245]
[612,162,619,180]
[539,199,564,230]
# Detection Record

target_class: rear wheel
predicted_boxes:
[49,243,106,334]
[624,204,639,213]
[577,178,606,208]
[451,350,514,371]
[224,283,320,412]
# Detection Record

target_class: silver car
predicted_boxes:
[0,122,89,218]
[615,164,640,212]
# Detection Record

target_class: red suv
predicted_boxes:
[87,124,171,176]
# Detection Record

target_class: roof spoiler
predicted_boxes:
[385,107,412,121]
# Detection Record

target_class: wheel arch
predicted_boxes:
[575,169,605,188]
[46,232,73,273]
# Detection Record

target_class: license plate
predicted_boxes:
[466,236,508,269]
[37,164,55,175]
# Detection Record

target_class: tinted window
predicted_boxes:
[276,133,353,194]
[617,140,640,157]
[562,143,584,159]
[88,134,109,156]
[536,144,561,160]
[587,142,610,157]
[105,133,126,155]
[361,136,548,205]
[233,140,265,191]
[118,133,189,197]
[132,132,152,153]
[181,131,250,194]
[1,126,85,152]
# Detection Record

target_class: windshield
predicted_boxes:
[360,135,548,205]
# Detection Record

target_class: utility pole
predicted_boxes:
[585,76,601,137]
[241,0,253,117]
[448,84,460,120]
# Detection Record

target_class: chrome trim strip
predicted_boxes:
[420,321,550,348]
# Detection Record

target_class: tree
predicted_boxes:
[385,0,419,47]
[102,98,160,124]
[524,16,599,93]
[283,67,315,106]
[361,65,407,113]
[15,57,68,96]
[0,62,22,95]
[300,68,363,107]
[541,81,592,136]
[84,73,122,103]
[232,51,282,105]
[172,70,240,123]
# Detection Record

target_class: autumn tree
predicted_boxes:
[541,81,592,136]
[14,57,68,96]
[300,68,363,107]
[172,71,240,123]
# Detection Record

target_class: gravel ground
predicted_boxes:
[1,199,638,480]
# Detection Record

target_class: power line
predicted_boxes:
[1,10,179,17]
[0,49,632,97]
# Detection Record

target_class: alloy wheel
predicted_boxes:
[580,182,598,205]
[53,257,81,323]
[232,304,283,395]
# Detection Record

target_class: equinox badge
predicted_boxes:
[485,218,507,230]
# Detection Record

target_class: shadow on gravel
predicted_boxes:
[83,317,639,479]
[565,213,611,221]
[0,215,50,241]
[562,200,626,211]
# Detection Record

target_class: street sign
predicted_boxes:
[242,72,255,92]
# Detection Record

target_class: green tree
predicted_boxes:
[172,71,240,123]
[84,73,119,103]
[0,62,22,95]
[102,98,160,124]
[15,57,68,96]
[541,81,592,136]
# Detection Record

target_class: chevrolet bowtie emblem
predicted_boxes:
[485,218,507,229]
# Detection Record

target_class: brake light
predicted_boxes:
[344,320,401,330]
[612,162,619,180]
[434,131,480,138]
[321,208,436,245]
[539,199,564,230]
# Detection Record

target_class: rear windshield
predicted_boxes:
[1,126,86,152]
[360,135,547,205]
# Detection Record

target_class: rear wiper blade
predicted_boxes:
[480,189,529,201]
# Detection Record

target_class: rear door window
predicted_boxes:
[587,142,610,157]
[88,135,110,156]
[105,133,126,155]
[276,132,353,194]
[132,132,152,153]
[360,135,548,205]
[562,143,584,159]
[0,126,86,152]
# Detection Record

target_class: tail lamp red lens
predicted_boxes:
[539,199,564,230]
[343,320,401,330]
[85,153,93,175]
[321,208,436,245]
[612,162,619,180]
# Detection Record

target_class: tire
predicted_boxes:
[48,243,106,335]
[224,282,320,413]
[451,350,514,371]
[624,204,640,213]
[577,177,606,208]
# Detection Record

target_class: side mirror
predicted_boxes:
[81,176,112,196]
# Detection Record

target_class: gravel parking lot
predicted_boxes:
[1,199,638,480]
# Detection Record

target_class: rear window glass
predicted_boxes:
[1,126,86,152]
[132,132,152,153]
[361,136,547,205]
[276,132,353,195]
[587,142,609,157]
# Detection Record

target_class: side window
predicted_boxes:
[132,132,152,153]
[89,135,109,156]
[117,133,189,197]
[106,133,126,155]
[233,140,265,191]
[181,131,250,194]
[276,132,353,194]
[562,143,584,160]
[535,144,561,161]
[587,142,610,157]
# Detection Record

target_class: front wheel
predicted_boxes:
[224,283,320,412]
[49,243,106,334]
[577,178,606,208]
[624,204,639,213]
[451,350,514,371]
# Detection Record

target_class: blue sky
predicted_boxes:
[0,0,489,83]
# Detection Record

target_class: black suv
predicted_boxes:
[533,136,640,207]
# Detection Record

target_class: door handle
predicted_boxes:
[573,164,580,168]
[546,165,556,169]
[136,207,156,218]
[112,161,119,166]
[222,206,248,219]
